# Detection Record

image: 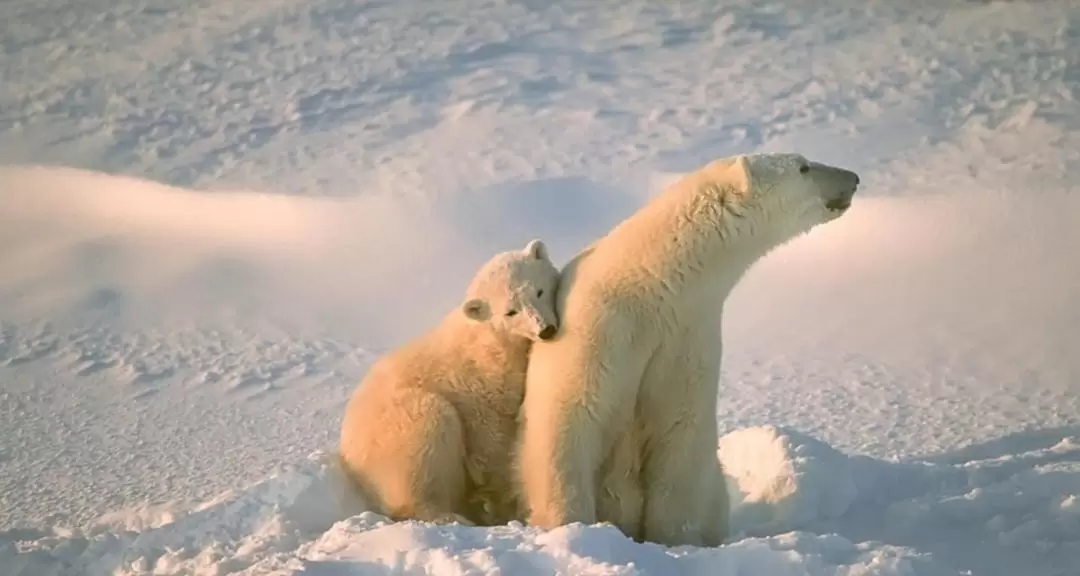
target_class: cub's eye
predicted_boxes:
[505,309,518,317]
[799,164,810,175]
[537,289,544,297]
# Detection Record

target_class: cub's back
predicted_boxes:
[349,314,530,412]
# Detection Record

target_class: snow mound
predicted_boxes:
[1,432,947,576]
[721,426,861,536]
[0,451,363,576]
[716,426,1080,575]
[240,519,933,576]
[884,436,1080,569]
[8,426,1079,574]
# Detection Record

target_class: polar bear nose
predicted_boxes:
[538,325,557,341]
[836,168,860,190]
[847,171,860,187]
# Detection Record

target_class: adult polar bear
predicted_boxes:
[516,153,860,547]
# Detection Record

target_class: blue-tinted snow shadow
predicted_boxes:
[284,559,391,575]
[443,176,644,266]
[917,426,1080,467]
[804,427,1080,576]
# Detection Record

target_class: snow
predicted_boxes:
[3,444,943,576]
[1,0,1079,574]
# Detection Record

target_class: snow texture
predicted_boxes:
[2,0,1080,574]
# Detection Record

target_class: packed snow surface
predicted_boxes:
[2,0,1079,574]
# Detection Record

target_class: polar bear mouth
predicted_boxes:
[826,198,851,212]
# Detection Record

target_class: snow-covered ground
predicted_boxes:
[2,0,1079,574]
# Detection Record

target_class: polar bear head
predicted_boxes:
[461,239,560,341]
[711,153,860,243]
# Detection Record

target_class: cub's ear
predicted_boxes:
[461,298,490,321]
[524,239,549,261]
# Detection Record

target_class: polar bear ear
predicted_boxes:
[730,155,753,196]
[524,239,548,261]
[462,298,490,321]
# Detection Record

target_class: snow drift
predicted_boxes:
[6,424,1078,575]
[0,428,931,576]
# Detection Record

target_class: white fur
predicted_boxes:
[338,239,560,526]
[515,153,860,547]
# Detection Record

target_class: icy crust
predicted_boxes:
[6,426,1080,575]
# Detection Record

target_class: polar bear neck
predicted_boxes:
[602,178,793,300]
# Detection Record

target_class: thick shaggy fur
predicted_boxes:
[515,153,860,547]
[339,240,560,525]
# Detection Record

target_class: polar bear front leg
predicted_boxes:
[596,424,644,541]
[518,324,649,530]
[518,392,600,528]
[639,349,723,547]
[639,422,715,546]
[701,457,732,546]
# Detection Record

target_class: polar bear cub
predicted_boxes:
[339,239,560,526]
[516,153,861,547]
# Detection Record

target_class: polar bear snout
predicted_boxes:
[807,162,860,213]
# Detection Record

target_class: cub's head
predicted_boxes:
[460,239,560,341]
[712,152,860,241]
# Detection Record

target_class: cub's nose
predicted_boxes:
[538,325,557,341]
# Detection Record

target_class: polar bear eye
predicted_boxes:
[505,309,518,317]
[537,289,544,297]
[799,164,810,175]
